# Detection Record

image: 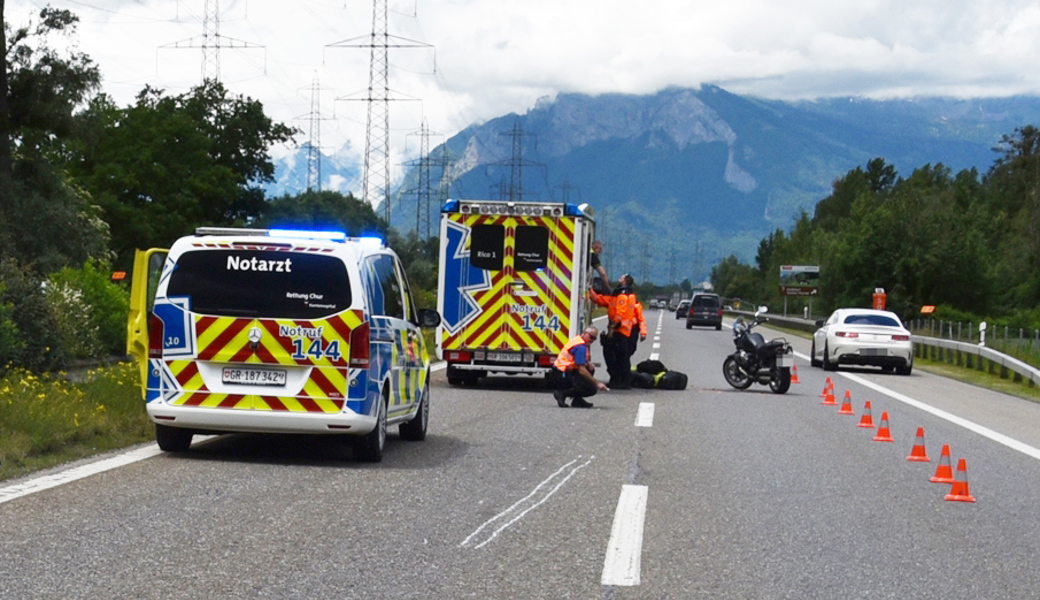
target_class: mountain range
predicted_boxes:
[267,85,1040,284]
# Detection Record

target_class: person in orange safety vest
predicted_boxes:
[589,274,648,389]
[549,326,608,408]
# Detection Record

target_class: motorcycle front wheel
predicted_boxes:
[723,356,753,390]
[770,367,792,394]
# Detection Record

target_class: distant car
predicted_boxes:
[810,308,913,375]
[675,299,691,319]
[686,293,723,330]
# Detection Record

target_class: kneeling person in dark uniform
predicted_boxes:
[548,326,608,408]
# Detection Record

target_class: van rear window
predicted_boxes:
[167,250,351,319]
[470,225,504,271]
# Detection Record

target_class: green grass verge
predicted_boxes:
[0,362,153,483]
[912,356,1040,403]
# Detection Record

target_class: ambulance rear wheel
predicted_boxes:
[446,365,463,386]
[356,393,387,463]
[399,379,429,441]
[155,424,193,453]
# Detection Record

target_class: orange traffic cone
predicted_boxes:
[906,427,930,462]
[857,401,875,428]
[838,390,855,415]
[944,458,976,502]
[791,365,800,384]
[873,411,894,442]
[819,377,832,398]
[930,444,954,483]
[821,381,836,406]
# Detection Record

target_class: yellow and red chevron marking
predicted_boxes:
[166,359,348,413]
[442,213,575,354]
[194,311,362,367]
[172,392,345,413]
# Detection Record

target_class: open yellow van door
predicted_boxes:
[126,248,167,398]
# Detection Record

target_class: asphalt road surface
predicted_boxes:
[4,309,1040,599]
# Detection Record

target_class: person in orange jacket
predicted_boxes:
[549,326,608,408]
[589,274,648,388]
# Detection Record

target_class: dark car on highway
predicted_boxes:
[675,299,691,319]
[686,293,723,330]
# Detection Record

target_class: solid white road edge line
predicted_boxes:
[636,403,655,428]
[0,436,217,506]
[793,351,1040,461]
[0,445,163,505]
[601,484,649,587]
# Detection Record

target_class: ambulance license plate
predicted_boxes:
[222,367,287,386]
[487,352,522,363]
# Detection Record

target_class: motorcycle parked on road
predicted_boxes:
[722,307,793,394]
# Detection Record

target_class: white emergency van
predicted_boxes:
[436,199,596,385]
[126,227,440,462]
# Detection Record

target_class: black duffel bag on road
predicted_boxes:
[655,370,688,390]
[636,359,667,375]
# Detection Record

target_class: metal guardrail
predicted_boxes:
[910,336,1040,387]
[725,310,1040,387]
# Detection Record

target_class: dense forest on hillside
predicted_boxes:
[711,127,1040,328]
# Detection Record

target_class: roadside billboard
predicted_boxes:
[779,265,819,296]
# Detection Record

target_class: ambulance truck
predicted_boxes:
[436,199,596,385]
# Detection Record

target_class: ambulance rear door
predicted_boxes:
[438,205,580,368]
[126,248,168,399]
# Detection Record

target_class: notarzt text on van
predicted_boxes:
[226,255,293,272]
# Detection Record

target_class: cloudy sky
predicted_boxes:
[7,0,1040,186]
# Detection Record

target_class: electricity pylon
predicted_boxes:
[160,0,265,83]
[326,0,431,225]
[295,72,335,192]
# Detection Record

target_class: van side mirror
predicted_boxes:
[815,320,824,328]
[417,308,441,329]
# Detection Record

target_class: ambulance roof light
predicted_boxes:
[268,229,347,241]
[195,227,269,237]
[194,227,351,241]
[356,236,384,248]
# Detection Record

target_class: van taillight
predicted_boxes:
[148,314,164,359]
[349,321,370,368]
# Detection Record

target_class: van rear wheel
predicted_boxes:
[155,424,193,452]
[356,394,387,463]
[399,379,429,441]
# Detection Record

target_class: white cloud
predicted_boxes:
[9,0,1040,193]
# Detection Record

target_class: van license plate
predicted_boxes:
[487,352,522,363]
[222,367,287,386]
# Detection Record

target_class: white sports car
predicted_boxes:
[810,308,914,375]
